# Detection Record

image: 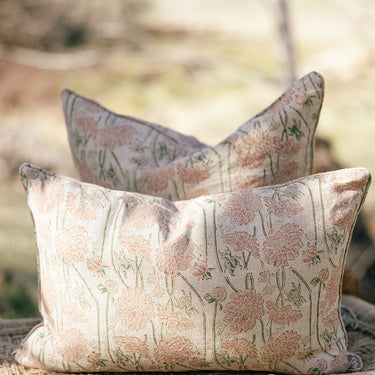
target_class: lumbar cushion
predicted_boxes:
[16,163,369,373]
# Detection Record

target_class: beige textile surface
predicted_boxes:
[0,295,374,375]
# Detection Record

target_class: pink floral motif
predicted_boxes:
[263,197,303,218]
[235,175,265,189]
[265,301,302,325]
[272,161,299,185]
[156,304,195,331]
[127,203,170,231]
[223,231,260,257]
[154,337,194,365]
[31,179,65,214]
[116,287,155,331]
[268,87,294,113]
[302,245,321,265]
[191,259,208,277]
[65,192,96,220]
[323,308,339,328]
[76,117,98,138]
[331,350,350,373]
[329,209,355,230]
[330,169,369,193]
[97,124,136,151]
[295,91,308,105]
[223,191,262,226]
[61,300,88,323]
[118,234,152,262]
[224,290,264,332]
[325,266,341,305]
[41,274,58,314]
[212,287,227,302]
[55,328,89,361]
[264,223,304,267]
[236,129,271,170]
[156,234,196,275]
[87,253,103,273]
[188,189,209,199]
[176,164,210,185]
[272,138,301,158]
[261,330,301,363]
[115,336,151,358]
[139,165,175,192]
[222,338,257,357]
[55,226,90,264]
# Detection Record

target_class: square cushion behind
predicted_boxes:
[62,71,324,200]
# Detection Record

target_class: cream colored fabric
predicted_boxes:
[62,71,323,200]
[16,164,370,373]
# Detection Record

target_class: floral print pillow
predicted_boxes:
[16,163,370,374]
[62,71,324,200]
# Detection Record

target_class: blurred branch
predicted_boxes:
[275,0,296,85]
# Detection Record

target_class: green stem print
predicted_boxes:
[213,202,223,272]
[110,200,129,288]
[318,178,330,253]
[165,274,174,311]
[209,147,224,193]
[110,151,129,189]
[172,180,181,200]
[178,272,207,359]
[101,205,112,257]
[106,292,115,363]
[290,266,312,347]
[227,144,233,191]
[72,264,101,355]
[212,301,227,369]
[99,149,107,181]
[297,181,318,245]
[152,133,161,167]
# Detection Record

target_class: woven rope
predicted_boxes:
[1,297,375,374]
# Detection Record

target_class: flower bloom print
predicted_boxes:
[265,301,303,325]
[115,287,155,331]
[263,223,304,267]
[236,129,272,169]
[272,138,301,158]
[224,289,265,332]
[176,164,210,184]
[223,231,260,256]
[54,328,89,361]
[76,117,99,138]
[156,304,195,331]
[329,209,355,230]
[118,233,152,262]
[139,165,175,192]
[30,179,65,214]
[55,226,90,264]
[268,87,294,113]
[155,234,196,275]
[272,161,299,184]
[65,192,96,220]
[153,336,194,366]
[263,197,303,218]
[115,336,151,359]
[223,191,262,225]
[97,124,136,150]
[222,338,257,357]
[261,330,301,364]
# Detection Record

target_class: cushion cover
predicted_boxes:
[62,71,324,199]
[16,163,370,373]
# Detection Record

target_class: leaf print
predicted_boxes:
[264,223,304,267]
[266,301,303,325]
[224,290,264,332]
[302,245,322,265]
[236,129,272,169]
[223,191,262,225]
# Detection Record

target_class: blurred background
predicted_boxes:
[0,0,374,317]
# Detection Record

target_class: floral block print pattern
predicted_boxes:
[16,164,370,374]
[62,71,323,200]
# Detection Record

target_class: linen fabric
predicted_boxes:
[62,71,324,200]
[16,163,370,374]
